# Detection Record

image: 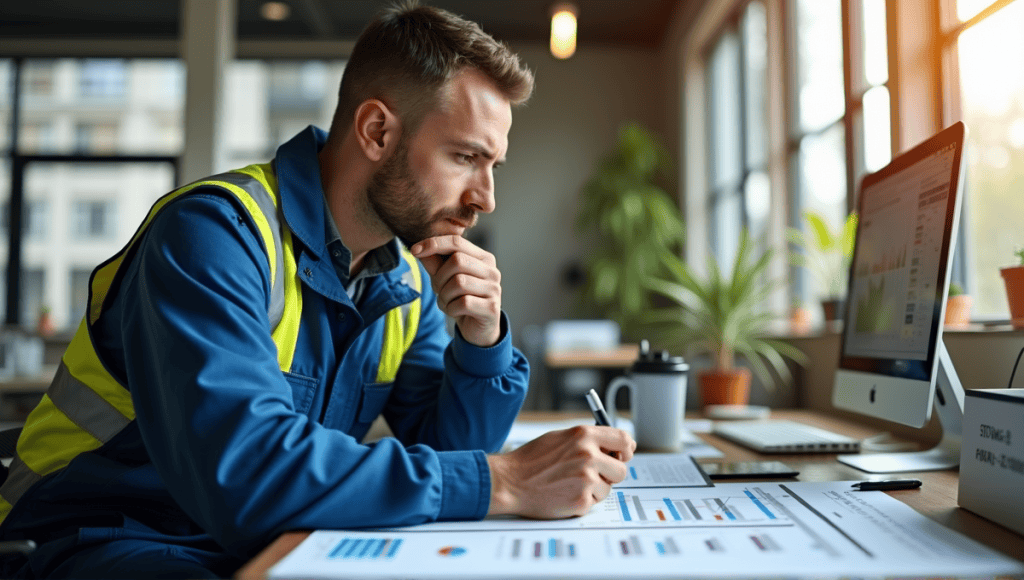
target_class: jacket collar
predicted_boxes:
[273,126,419,306]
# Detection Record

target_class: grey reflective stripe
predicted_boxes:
[398,259,419,323]
[0,455,43,509]
[49,362,131,442]
[0,363,135,508]
[208,171,286,331]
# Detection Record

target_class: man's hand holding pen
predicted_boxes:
[486,425,636,519]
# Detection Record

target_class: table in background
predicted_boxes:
[544,344,638,410]
[236,409,1024,578]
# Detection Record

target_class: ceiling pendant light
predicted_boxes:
[550,3,578,59]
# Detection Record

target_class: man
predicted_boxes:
[0,2,635,578]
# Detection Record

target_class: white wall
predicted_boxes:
[487,43,666,340]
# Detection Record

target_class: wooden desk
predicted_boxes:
[236,409,1024,578]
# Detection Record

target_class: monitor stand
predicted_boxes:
[838,343,964,473]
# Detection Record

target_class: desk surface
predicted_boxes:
[235,409,1024,578]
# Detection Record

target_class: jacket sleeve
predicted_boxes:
[119,193,493,560]
[382,262,530,453]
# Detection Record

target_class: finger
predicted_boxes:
[417,253,446,277]
[591,452,629,484]
[443,295,501,323]
[430,252,498,295]
[436,274,500,310]
[589,479,613,505]
[411,235,494,265]
[593,427,636,462]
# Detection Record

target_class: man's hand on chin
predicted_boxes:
[410,235,502,347]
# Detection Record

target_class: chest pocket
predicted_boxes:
[283,372,318,415]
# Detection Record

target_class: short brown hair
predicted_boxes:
[331,1,534,138]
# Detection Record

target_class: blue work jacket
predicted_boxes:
[0,127,529,570]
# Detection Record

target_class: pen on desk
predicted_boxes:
[852,479,922,491]
[585,388,611,427]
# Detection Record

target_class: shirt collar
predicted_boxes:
[276,125,400,279]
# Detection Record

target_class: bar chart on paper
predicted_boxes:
[270,483,1024,579]
[600,488,789,528]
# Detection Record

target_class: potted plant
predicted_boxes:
[643,230,807,407]
[944,283,972,328]
[786,210,857,328]
[1001,247,1024,328]
[788,297,812,335]
[574,122,685,338]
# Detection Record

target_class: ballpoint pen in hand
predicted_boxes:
[585,388,612,427]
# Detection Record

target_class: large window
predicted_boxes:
[705,1,771,265]
[2,58,184,331]
[3,57,348,333]
[945,0,1024,319]
[700,0,897,309]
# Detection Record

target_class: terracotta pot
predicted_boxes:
[944,295,972,328]
[820,299,845,331]
[699,368,752,407]
[1002,266,1024,328]
[789,306,812,335]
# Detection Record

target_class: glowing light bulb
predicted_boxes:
[550,4,578,59]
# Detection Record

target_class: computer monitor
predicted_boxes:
[832,122,968,474]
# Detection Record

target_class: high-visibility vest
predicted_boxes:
[0,163,422,524]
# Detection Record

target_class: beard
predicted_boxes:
[365,140,478,247]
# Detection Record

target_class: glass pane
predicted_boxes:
[798,123,848,301]
[862,85,892,172]
[0,59,11,152]
[708,33,743,190]
[712,191,743,271]
[861,0,889,86]
[958,0,1024,318]
[958,0,1000,21]
[743,1,769,168]
[800,123,847,218]
[223,60,346,168]
[18,59,184,155]
[795,0,845,132]
[744,170,771,243]
[17,162,175,331]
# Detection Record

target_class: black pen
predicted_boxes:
[585,388,611,427]
[851,479,922,491]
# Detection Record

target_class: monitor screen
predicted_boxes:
[833,122,966,429]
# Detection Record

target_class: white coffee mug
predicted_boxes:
[604,344,688,451]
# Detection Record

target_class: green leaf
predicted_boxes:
[804,211,835,251]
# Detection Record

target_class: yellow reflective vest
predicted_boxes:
[0,163,422,523]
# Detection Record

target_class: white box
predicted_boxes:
[959,388,1024,535]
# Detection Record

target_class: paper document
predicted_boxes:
[269,481,1024,579]
[503,419,722,458]
[617,453,712,488]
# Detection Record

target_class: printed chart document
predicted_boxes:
[618,453,712,488]
[268,481,1024,579]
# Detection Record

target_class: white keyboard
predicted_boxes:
[713,420,861,454]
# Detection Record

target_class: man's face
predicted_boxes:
[366,68,513,247]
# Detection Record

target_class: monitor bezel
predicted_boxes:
[832,122,966,428]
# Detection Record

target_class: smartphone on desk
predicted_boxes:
[698,460,799,480]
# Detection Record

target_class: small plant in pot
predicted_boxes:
[943,283,971,328]
[1001,247,1024,328]
[643,230,807,408]
[786,210,857,329]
